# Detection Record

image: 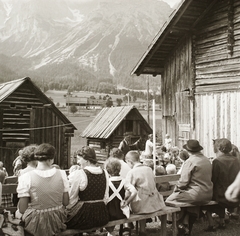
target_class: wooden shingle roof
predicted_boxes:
[131,0,216,76]
[81,106,152,139]
[0,77,76,130]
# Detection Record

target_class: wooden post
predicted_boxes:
[147,75,150,124]
[153,99,156,175]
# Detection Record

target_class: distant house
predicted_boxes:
[132,0,240,157]
[0,77,76,174]
[66,97,88,107]
[81,106,152,159]
[66,97,104,109]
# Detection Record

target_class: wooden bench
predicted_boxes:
[0,181,180,236]
[58,206,181,236]
[60,175,183,236]
[155,174,218,208]
[155,173,218,234]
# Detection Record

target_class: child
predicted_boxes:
[164,134,172,152]
[177,149,189,174]
[0,161,8,177]
[125,151,165,235]
[104,158,137,236]
[166,163,177,175]
[17,143,69,236]
[69,164,80,174]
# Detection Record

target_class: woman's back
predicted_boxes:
[28,169,64,209]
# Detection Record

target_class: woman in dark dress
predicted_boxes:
[66,146,109,230]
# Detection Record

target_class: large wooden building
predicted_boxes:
[81,106,152,158]
[132,0,240,157]
[0,77,76,174]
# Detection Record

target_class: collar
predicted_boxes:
[109,176,123,181]
[133,163,142,169]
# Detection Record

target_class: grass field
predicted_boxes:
[45,90,163,154]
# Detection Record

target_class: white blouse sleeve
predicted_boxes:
[103,169,109,204]
[17,173,31,198]
[67,169,86,209]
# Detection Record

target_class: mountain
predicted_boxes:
[0,0,172,89]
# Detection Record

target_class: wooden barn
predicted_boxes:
[132,0,240,157]
[0,77,76,174]
[81,106,152,159]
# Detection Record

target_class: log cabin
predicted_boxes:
[81,106,152,160]
[0,77,76,174]
[132,0,240,157]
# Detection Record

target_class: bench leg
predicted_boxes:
[160,215,167,236]
[172,213,178,236]
[136,221,138,234]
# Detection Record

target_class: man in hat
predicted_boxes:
[166,139,213,235]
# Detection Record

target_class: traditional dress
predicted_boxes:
[67,167,109,229]
[17,168,69,236]
[126,163,165,214]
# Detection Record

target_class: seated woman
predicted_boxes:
[205,138,240,231]
[166,139,213,235]
[17,143,69,236]
[18,144,38,176]
[66,146,109,230]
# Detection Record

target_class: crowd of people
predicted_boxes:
[0,134,239,236]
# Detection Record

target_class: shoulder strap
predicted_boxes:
[107,179,125,203]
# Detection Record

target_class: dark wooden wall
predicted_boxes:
[0,83,74,174]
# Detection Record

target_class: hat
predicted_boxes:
[183,139,203,152]
[124,132,133,137]
[76,146,97,164]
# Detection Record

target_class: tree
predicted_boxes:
[116,98,123,106]
[70,104,78,115]
[105,98,113,107]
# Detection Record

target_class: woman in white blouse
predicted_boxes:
[66,146,109,230]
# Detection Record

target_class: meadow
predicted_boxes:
[45,90,162,154]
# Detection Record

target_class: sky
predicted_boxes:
[162,0,182,8]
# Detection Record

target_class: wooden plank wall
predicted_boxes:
[195,0,240,90]
[30,107,68,169]
[193,0,240,157]
[162,35,193,146]
[195,91,240,158]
